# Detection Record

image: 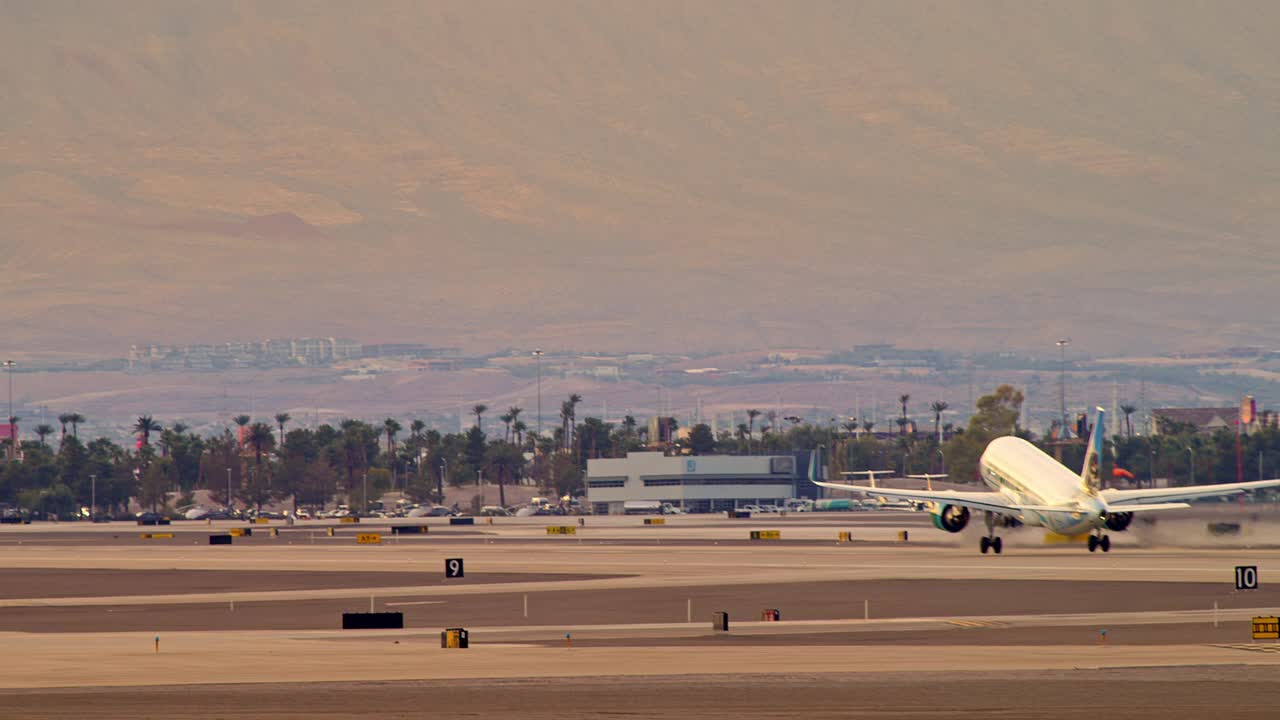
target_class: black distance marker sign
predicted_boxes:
[445,558,465,579]
[1235,565,1259,590]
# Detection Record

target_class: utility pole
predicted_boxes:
[533,349,544,440]
[438,459,446,504]
[90,474,96,520]
[226,467,232,511]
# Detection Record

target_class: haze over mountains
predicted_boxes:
[3,1,1279,357]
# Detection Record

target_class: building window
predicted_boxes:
[682,478,793,486]
[587,479,626,489]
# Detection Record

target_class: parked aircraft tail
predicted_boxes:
[1081,406,1106,491]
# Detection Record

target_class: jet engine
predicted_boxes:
[931,504,970,533]
[1104,512,1133,532]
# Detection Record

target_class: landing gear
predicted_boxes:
[979,511,1003,554]
[1088,534,1111,553]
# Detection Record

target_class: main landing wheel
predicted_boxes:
[980,536,990,554]
[1088,535,1099,552]
[1099,535,1111,553]
[992,536,1003,554]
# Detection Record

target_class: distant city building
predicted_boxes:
[648,416,679,444]
[585,451,818,514]
[128,337,363,370]
[1152,407,1245,435]
[360,344,458,359]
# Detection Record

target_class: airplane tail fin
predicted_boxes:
[808,447,821,485]
[1081,406,1105,492]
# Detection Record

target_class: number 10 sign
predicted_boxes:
[1236,565,1259,590]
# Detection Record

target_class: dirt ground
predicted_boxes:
[0,568,605,599]
[4,668,1280,720]
[2,577,1274,633]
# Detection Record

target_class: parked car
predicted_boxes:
[135,511,171,526]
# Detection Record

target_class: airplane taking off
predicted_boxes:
[812,407,1280,553]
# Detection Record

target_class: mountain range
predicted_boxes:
[3,1,1279,357]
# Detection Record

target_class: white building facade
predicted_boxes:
[586,452,814,514]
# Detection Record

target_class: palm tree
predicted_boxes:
[512,420,528,447]
[1120,404,1137,438]
[472,404,488,432]
[34,424,53,447]
[4,416,18,454]
[171,422,189,435]
[898,394,911,434]
[245,422,275,467]
[862,419,875,435]
[746,409,761,454]
[57,413,73,443]
[134,415,162,447]
[930,401,949,441]
[67,413,85,439]
[499,412,514,442]
[842,420,859,436]
[233,414,251,446]
[410,419,426,442]
[623,415,637,443]
[559,400,574,448]
[158,429,176,457]
[567,394,583,453]
[275,413,291,445]
[383,418,402,453]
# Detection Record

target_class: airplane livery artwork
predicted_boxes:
[813,408,1280,554]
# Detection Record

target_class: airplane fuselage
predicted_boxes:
[978,436,1105,536]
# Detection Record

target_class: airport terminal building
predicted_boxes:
[585,452,818,514]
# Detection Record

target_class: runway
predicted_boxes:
[2,512,1279,717]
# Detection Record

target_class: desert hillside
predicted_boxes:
[2,1,1279,354]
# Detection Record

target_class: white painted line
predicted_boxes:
[384,600,448,607]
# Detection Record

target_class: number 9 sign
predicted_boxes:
[446,558,465,579]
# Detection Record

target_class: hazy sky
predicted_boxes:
[3,1,1279,357]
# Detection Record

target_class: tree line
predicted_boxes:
[2,389,1271,518]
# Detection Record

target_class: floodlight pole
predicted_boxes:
[1056,339,1070,438]
[3,360,14,459]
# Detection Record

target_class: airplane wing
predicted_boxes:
[811,480,1018,514]
[1101,478,1280,506]
[1099,502,1190,513]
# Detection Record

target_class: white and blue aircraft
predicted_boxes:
[812,407,1280,554]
